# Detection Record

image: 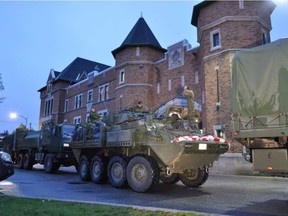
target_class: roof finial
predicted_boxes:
[141,11,143,18]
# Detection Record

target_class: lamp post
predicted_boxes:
[9,113,28,128]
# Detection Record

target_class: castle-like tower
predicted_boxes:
[191,0,275,150]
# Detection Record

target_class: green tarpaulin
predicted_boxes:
[232,38,288,116]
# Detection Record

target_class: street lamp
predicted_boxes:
[9,112,28,127]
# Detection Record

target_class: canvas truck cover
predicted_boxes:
[232,38,288,117]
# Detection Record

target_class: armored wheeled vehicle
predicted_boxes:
[2,124,77,173]
[71,98,229,193]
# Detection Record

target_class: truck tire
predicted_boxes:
[44,154,58,174]
[179,168,209,188]
[108,155,127,188]
[17,153,24,169]
[126,155,160,193]
[79,155,90,181]
[160,173,179,184]
[90,155,107,184]
[23,153,33,170]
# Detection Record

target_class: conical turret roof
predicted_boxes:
[112,17,166,57]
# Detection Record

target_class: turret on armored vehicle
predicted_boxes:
[2,124,77,173]
[71,90,229,193]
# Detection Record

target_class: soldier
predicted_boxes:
[87,108,101,140]
[183,86,196,122]
[133,101,143,112]
[89,108,101,124]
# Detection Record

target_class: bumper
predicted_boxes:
[0,162,15,181]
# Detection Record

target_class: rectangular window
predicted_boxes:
[210,29,221,51]
[202,91,205,105]
[181,75,185,87]
[44,98,53,116]
[98,109,108,117]
[99,84,109,102]
[262,30,267,44]
[136,47,140,56]
[73,116,81,124]
[75,94,82,109]
[119,70,125,84]
[87,90,93,102]
[239,0,244,9]
[195,71,199,84]
[64,99,69,112]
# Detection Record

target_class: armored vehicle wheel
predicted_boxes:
[126,155,160,193]
[160,173,179,184]
[23,153,33,170]
[79,155,90,181]
[179,168,209,188]
[90,155,107,184]
[17,153,24,169]
[108,155,127,188]
[44,154,58,174]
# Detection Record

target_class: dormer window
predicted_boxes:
[88,72,94,84]
[47,82,52,93]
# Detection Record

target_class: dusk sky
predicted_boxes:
[0,0,287,133]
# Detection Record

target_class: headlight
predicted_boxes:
[0,151,13,162]
[63,143,70,147]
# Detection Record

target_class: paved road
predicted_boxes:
[1,165,288,215]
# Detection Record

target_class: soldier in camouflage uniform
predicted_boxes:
[183,86,196,122]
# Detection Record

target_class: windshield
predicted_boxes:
[62,125,76,142]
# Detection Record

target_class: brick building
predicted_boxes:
[38,0,276,152]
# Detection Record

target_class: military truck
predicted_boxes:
[2,123,77,173]
[232,38,288,174]
[71,93,229,193]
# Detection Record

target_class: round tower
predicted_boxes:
[191,0,276,151]
[111,17,166,111]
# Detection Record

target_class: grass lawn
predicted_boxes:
[0,196,199,216]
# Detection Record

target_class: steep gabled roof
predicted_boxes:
[112,17,166,57]
[56,57,110,83]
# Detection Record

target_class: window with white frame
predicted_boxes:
[136,47,140,56]
[99,84,109,102]
[75,94,82,109]
[73,116,81,124]
[87,90,93,102]
[98,109,108,117]
[168,79,172,91]
[119,69,125,84]
[157,83,160,94]
[64,99,69,112]
[210,29,221,51]
[239,0,244,9]
[202,91,205,105]
[195,71,199,84]
[181,75,185,87]
[44,98,53,116]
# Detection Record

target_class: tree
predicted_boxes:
[0,73,5,103]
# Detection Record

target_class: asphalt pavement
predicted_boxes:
[1,165,288,216]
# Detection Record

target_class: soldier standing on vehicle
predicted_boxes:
[183,85,196,122]
[89,108,101,124]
